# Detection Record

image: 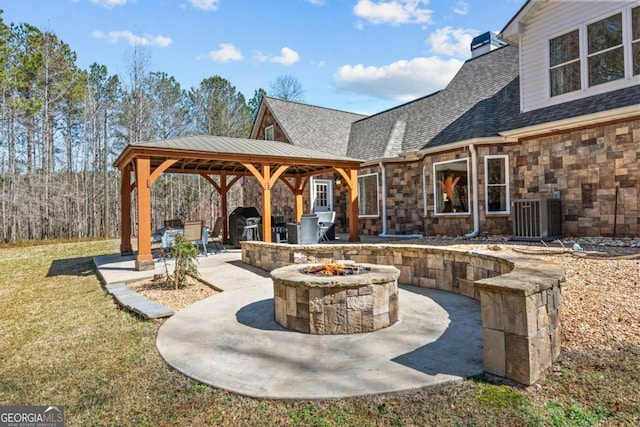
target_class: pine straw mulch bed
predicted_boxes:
[127,274,219,311]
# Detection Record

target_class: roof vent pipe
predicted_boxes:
[465,144,479,238]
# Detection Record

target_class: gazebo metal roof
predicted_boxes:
[114,134,363,270]
[113,135,363,176]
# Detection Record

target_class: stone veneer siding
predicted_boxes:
[242,241,565,385]
[510,119,640,237]
[245,119,639,238]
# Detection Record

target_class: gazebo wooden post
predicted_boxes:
[261,164,272,242]
[294,176,305,222]
[120,163,133,256]
[347,168,360,242]
[135,156,154,271]
[220,172,229,244]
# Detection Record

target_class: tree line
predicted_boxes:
[0,11,303,243]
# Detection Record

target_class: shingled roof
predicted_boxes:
[346,45,520,160]
[254,96,367,156]
[497,82,640,133]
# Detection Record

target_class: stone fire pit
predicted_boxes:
[271,262,400,335]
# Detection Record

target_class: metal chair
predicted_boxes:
[183,220,208,256]
[242,217,261,241]
[209,217,226,252]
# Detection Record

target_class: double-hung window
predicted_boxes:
[484,155,510,214]
[550,29,581,96]
[587,12,624,86]
[633,6,640,75]
[549,6,640,97]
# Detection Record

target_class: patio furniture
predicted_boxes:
[315,211,336,242]
[241,217,261,241]
[228,207,261,247]
[209,217,226,252]
[164,218,182,228]
[161,228,181,249]
[271,215,287,243]
[299,214,319,245]
[183,220,208,256]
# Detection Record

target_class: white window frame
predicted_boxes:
[547,5,639,99]
[433,158,470,216]
[484,155,510,215]
[630,5,640,76]
[265,125,274,141]
[586,11,625,88]
[548,27,581,97]
[357,173,379,218]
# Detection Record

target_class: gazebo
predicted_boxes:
[113,135,363,271]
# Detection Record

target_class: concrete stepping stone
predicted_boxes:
[106,282,175,319]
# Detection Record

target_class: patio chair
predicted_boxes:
[316,211,336,242]
[209,217,226,252]
[164,218,182,228]
[183,220,208,256]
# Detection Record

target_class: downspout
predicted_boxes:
[379,162,387,235]
[378,161,423,239]
[465,143,480,238]
[422,163,428,217]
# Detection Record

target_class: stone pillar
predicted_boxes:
[475,273,562,385]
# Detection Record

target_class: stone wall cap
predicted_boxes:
[271,262,400,288]
[475,265,564,296]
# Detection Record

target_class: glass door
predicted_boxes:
[311,179,333,212]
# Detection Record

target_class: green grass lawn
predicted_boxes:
[0,241,638,426]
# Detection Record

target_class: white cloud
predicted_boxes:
[428,27,479,58]
[452,1,469,15]
[89,0,132,7]
[205,43,243,62]
[353,0,433,26]
[334,56,463,101]
[271,47,300,65]
[189,0,219,11]
[92,30,172,47]
[254,47,300,66]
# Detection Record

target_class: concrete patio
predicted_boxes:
[94,247,483,400]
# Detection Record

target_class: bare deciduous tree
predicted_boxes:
[269,74,305,102]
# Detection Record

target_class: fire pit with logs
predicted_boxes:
[271,261,400,335]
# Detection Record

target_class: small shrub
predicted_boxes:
[168,233,199,289]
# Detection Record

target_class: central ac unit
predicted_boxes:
[512,198,562,241]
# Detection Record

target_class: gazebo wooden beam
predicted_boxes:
[199,172,243,244]
[241,162,290,242]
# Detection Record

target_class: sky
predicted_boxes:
[0,0,525,115]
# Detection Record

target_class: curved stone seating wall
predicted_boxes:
[241,242,564,385]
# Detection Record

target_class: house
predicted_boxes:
[246,0,640,239]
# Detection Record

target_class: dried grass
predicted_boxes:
[0,239,638,426]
